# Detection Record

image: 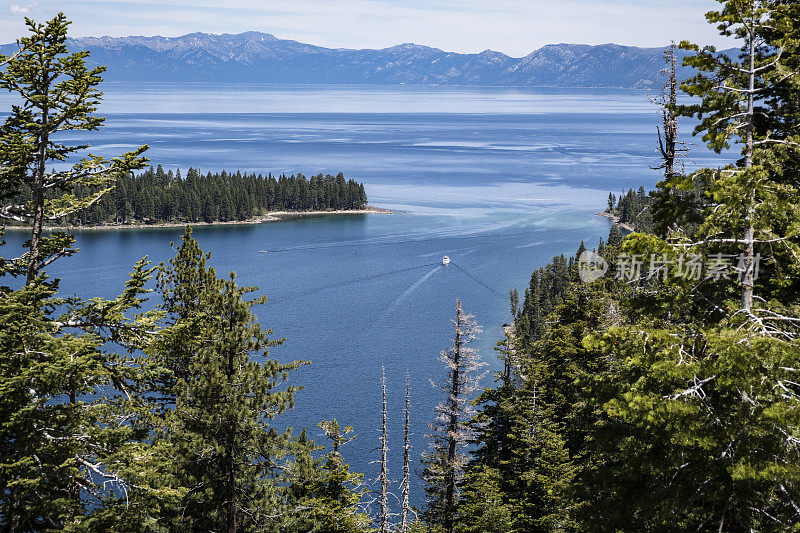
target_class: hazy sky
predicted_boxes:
[1,0,730,56]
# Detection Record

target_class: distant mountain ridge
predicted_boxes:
[0,31,713,88]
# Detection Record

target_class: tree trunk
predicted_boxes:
[444,303,462,533]
[225,309,237,533]
[26,76,49,284]
[401,374,411,532]
[226,449,237,533]
[380,367,389,533]
[69,389,81,508]
[8,494,19,533]
[741,15,756,312]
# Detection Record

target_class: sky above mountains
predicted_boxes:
[2,0,732,57]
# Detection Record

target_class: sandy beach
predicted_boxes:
[3,207,394,232]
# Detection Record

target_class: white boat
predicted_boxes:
[442,255,451,265]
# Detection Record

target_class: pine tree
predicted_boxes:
[0,14,148,283]
[0,15,157,529]
[288,420,369,532]
[151,226,219,393]
[458,338,518,533]
[150,228,304,531]
[456,465,514,533]
[679,0,800,312]
[0,249,159,530]
[607,223,623,248]
[508,289,519,319]
[422,301,485,533]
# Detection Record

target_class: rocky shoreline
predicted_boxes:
[596,210,635,232]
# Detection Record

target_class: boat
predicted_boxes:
[442,255,451,265]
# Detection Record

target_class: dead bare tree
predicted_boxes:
[379,366,390,533]
[651,42,688,181]
[400,372,412,532]
[422,300,486,533]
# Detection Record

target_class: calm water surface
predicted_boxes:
[1,84,729,504]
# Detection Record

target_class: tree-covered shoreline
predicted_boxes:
[8,166,369,228]
[604,186,653,233]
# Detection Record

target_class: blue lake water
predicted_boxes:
[1,84,729,506]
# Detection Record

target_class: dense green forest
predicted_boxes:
[441,4,800,531]
[2,2,800,532]
[606,187,653,232]
[54,167,368,226]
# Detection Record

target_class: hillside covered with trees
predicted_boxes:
[0,16,371,531]
[432,4,800,531]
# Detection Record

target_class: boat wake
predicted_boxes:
[387,265,442,314]
[363,265,442,336]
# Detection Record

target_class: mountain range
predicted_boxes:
[1,31,716,89]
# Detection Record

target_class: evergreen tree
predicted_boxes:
[509,289,519,319]
[607,223,623,248]
[152,229,303,531]
[422,301,485,533]
[678,0,800,311]
[287,421,370,532]
[0,244,159,530]
[0,16,155,528]
[0,14,148,282]
[456,465,514,533]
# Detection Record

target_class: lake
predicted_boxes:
[0,84,728,505]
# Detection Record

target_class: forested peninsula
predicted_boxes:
[8,167,371,228]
